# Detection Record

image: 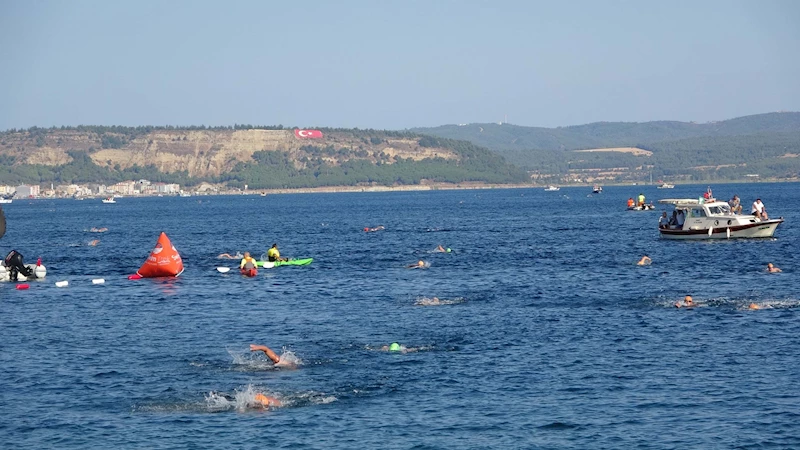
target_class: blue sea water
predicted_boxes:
[1,183,799,449]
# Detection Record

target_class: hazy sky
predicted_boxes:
[1,0,798,130]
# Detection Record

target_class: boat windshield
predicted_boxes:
[707,204,732,215]
[689,208,706,218]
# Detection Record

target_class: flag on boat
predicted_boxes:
[294,129,324,139]
[137,232,184,278]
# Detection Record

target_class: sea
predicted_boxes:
[1,183,798,449]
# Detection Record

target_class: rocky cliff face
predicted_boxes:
[0,129,457,177]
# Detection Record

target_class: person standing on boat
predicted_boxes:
[751,199,768,220]
[637,193,646,207]
[728,195,742,214]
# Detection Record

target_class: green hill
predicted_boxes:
[412,112,800,181]
[0,126,529,188]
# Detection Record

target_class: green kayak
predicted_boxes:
[256,258,313,268]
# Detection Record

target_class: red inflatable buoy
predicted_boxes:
[127,274,142,280]
[136,232,184,278]
[16,283,30,290]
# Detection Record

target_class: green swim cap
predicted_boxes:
[389,343,401,352]
[446,248,451,253]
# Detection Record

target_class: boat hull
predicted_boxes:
[659,218,783,240]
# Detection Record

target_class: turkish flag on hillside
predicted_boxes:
[294,129,324,139]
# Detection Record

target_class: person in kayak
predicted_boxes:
[4,249,35,281]
[250,344,297,368]
[627,198,635,208]
[239,252,258,270]
[267,243,288,262]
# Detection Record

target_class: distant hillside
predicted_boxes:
[412,112,800,153]
[412,112,800,181]
[0,126,529,188]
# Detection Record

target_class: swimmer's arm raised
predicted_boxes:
[250,344,281,364]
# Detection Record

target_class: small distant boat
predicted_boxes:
[592,185,603,194]
[544,186,560,192]
[260,192,267,197]
[0,198,11,204]
[179,192,191,197]
[657,183,675,189]
[101,196,116,204]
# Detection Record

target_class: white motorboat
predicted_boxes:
[592,185,603,194]
[0,198,11,204]
[544,185,560,191]
[658,198,783,240]
[657,183,675,189]
[102,196,116,204]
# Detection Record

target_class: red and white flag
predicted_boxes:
[294,129,324,139]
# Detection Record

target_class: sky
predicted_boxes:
[1,0,798,130]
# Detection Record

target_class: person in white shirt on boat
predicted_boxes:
[751,199,768,220]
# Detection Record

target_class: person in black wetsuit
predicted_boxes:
[5,249,34,281]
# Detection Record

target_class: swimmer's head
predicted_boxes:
[446,248,451,253]
[364,227,369,232]
[418,260,424,266]
[684,295,693,304]
[254,393,270,406]
[749,303,760,310]
[767,263,774,269]
[389,342,401,352]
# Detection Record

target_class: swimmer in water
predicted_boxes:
[250,344,297,368]
[637,255,652,266]
[89,227,108,233]
[675,295,694,308]
[748,303,761,310]
[379,342,420,353]
[407,260,427,268]
[767,263,782,273]
[88,239,100,246]
[416,296,441,306]
[218,252,243,259]
[253,392,282,407]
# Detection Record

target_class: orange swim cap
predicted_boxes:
[254,393,270,406]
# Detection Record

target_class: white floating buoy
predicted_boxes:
[216,267,230,273]
[55,280,69,288]
[92,278,105,284]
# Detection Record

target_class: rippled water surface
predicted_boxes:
[2,183,799,449]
